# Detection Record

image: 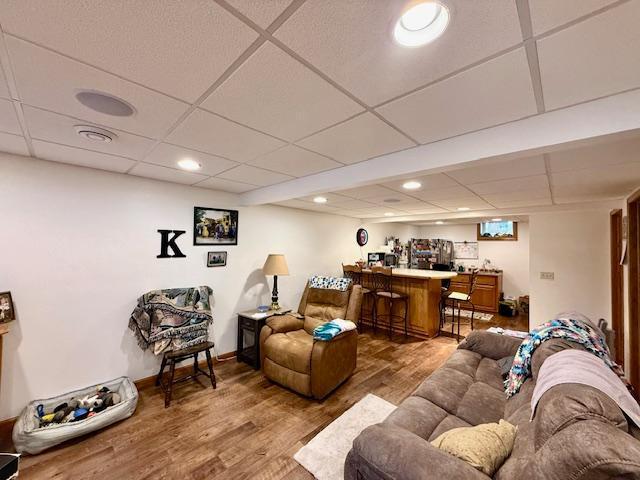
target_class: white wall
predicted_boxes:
[418,223,530,299]
[528,210,611,327]
[0,153,413,419]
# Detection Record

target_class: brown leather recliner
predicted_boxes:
[259,282,363,399]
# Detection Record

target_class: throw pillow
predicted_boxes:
[498,356,515,378]
[430,419,517,476]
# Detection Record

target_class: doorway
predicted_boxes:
[627,194,640,394]
[610,209,624,366]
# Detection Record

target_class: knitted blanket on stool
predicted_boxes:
[129,286,213,355]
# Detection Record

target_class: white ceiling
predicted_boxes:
[0,0,638,220]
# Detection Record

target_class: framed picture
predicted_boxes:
[207,251,227,267]
[194,207,239,245]
[477,221,518,241]
[0,291,15,322]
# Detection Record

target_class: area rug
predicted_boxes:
[294,393,396,480]
[444,307,493,321]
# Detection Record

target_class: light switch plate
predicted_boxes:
[540,271,554,280]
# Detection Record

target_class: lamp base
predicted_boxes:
[271,275,280,311]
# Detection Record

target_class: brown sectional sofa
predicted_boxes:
[345,330,640,479]
[260,283,363,399]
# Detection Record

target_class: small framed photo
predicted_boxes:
[207,251,227,267]
[194,207,239,245]
[0,291,15,322]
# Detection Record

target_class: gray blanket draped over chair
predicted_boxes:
[128,286,213,355]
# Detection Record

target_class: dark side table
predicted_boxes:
[237,308,289,369]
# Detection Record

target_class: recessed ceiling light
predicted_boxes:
[402,181,422,190]
[384,212,395,217]
[394,1,450,48]
[313,196,328,204]
[435,220,444,225]
[75,90,136,117]
[457,207,470,211]
[177,158,201,171]
[491,218,503,222]
[74,125,116,143]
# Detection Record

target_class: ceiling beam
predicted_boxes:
[240,88,640,206]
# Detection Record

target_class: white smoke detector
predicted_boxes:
[74,125,117,143]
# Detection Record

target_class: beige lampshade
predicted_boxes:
[263,254,289,276]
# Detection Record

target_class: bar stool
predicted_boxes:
[342,263,375,330]
[443,270,478,342]
[371,266,409,339]
[432,263,452,331]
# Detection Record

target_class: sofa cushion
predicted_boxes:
[414,367,474,415]
[504,378,535,419]
[456,382,506,426]
[383,396,448,440]
[530,338,587,380]
[475,358,504,391]
[441,349,482,377]
[533,383,629,451]
[428,415,471,442]
[263,330,313,374]
[303,288,350,322]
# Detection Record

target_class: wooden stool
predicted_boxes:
[155,341,216,408]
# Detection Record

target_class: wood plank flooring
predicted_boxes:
[18,315,527,480]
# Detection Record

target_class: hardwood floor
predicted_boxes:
[18,316,528,479]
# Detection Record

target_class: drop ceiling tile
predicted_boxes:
[357,191,419,205]
[7,37,188,138]
[485,197,552,208]
[447,155,546,184]
[538,1,640,110]
[400,204,447,214]
[297,113,413,164]
[196,177,257,194]
[202,42,363,142]
[0,99,20,134]
[299,193,353,204]
[382,173,458,193]
[273,199,315,209]
[481,188,551,202]
[410,185,476,202]
[23,106,154,159]
[551,162,640,198]
[377,48,536,144]
[429,197,495,211]
[336,184,397,199]
[467,174,549,195]
[32,139,136,173]
[553,193,615,204]
[129,162,207,185]
[248,145,342,177]
[327,199,378,209]
[226,0,292,28]
[146,143,237,177]
[0,68,10,99]
[168,109,285,162]
[0,132,29,156]
[216,164,293,186]
[549,136,640,173]
[275,0,522,105]
[0,1,258,102]
[529,0,617,35]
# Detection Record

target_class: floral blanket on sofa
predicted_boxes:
[505,315,625,398]
[128,286,212,355]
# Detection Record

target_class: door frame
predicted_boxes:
[627,192,640,394]
[610,209,624,366]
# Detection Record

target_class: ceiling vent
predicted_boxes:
[74,125,117,143]
[383,198,401,203]
[75,90,136,117]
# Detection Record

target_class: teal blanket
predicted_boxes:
[313,322,344,341]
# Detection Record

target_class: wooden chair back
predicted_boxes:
[342,264,363,285]
[371,266,393,292]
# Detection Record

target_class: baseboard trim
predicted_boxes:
[0,350,237,451]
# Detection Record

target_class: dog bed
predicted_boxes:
[13,376,138,454]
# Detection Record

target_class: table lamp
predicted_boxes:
[263,254,289,310]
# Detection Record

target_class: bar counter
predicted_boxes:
[360,268,457,338]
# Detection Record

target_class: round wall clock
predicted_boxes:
[356,228,369,246]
